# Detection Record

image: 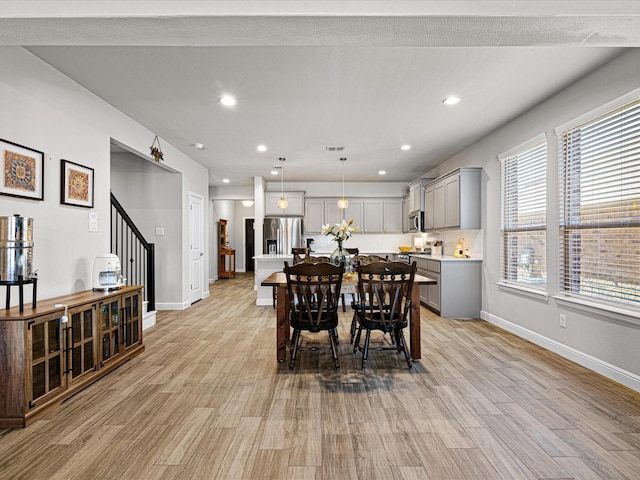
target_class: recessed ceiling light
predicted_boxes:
[220,95,237,106]
[222,178,230,183]
[378,170,386,175]
[193,142,205,150]
[270,170,278,175]
[443,96,461,105]
[257,145,267,152]
[401,144,411,151]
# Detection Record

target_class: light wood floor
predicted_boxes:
[1,273,640,479]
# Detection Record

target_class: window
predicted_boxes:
[558,96,640,306]
[500,135,547,288]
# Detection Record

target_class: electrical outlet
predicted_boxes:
[559,314,567,328]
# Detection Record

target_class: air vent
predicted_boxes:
[325,146,345,152]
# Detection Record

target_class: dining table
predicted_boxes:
[261,270,437,363]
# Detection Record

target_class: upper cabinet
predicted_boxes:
[425,168,481,231]
[408,179,425,212]
[423,184,434,230]
[305,197,400,234]
[363,199,403,233]
[363,199,383,232]
[304,198,363,234]
[304,199,324,233]
[265,191,305,216]
[383,199,403,233]
[402,194,410,233]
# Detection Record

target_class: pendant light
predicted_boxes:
[337,157,349,209]
[276,157,289,210]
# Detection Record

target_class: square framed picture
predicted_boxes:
[0,138,44,200]
[61,159,94,208]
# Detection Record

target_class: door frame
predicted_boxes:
[189,191,204,304]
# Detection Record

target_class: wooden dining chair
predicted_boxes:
[291,247,309,265]
[348,255,389,342]
[353,260,416,369]
[273,247,310,309]
[284,261,344,370]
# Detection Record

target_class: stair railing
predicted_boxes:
[110,192,155,312]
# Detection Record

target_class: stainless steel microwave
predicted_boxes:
[408,211,423,232]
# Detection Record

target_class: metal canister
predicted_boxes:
[0,214,34,282]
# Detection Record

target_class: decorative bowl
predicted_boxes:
[398,246,412,252]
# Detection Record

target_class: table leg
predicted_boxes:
[409,284,421,360]
[276,285,288,362]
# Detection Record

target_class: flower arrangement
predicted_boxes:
[322,219,359,246]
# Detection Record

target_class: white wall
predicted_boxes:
[0,46,209,307]
[422,48,640,390]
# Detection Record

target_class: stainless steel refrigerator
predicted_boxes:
[263,217,303,254]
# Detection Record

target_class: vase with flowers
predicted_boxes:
[322,219,359,271]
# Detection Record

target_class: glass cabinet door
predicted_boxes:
[68,306,97,384]
[122,292,141,351]
[29,313,65,408]
[100,299,121,365]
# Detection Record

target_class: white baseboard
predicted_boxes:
[142,310,156,330]
[256,299,272,307]
[156,302,189,311]
[481,310,640,393]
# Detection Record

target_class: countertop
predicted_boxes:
[254,251,396,259]
[407,253,483,262]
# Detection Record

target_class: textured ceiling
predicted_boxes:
[2,1,639,186]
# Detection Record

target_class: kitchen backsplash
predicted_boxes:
[415,229,483,257]
[305,229,483,257]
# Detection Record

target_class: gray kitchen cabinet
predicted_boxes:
[363,199,383,232]
[409,180,422,212]
[306,197,400,234]
[426,168,481,231]
[324,201,342,226]
[410,255,481,318]
[303,199,324,233]
[402,194,410,233]
[265,191,304,216]
[423,184,434,230]
[345,200,363,233]
[383,199,403,233]
[304,198,363,234]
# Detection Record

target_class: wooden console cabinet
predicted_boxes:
[218,219,236,279]
[0,286,144,428]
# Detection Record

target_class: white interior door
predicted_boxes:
[189,192,204,303]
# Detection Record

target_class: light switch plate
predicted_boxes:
[155,227,165,236]
[88,211,98,232]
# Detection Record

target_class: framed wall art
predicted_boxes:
[60,159,94,208]
[0,138,44,200]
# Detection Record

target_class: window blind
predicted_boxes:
[500,139,547,287]
[559,98,640,306]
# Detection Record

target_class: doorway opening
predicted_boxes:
[245,218,255,272]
